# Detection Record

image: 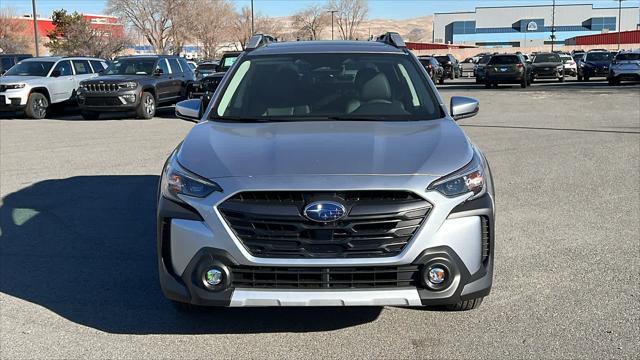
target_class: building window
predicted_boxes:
[452,21,476,34]
[591,17,616,31]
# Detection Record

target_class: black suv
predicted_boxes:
[0,54,32,75]
[484,54,531,88]
[530,52,565,82]
[434,54,460,79]
[77,55,195,119]
[418,56,445,84]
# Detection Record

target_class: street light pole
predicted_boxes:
[617,0,624,50]
[251,0,255,35]
[327,10,337,40]
[31,0,39,56]
[550,0,556,52]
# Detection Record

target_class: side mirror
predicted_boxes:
[154,68,164,76]
[50,70,61,77]
[175,99,201,122]
[450,96,479,121]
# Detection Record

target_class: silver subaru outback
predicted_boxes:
[158,33,495,311]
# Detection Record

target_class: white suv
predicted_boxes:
[0,56,107,119]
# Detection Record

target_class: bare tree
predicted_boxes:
[327,0,368,40]
[232,6,279,50]
[292,4,328,40]
[0,8,31,54]
[107,0,186,54]
[190,0,235,58]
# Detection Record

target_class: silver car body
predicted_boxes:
[159,40,494,307]
[609,49,640,82]
[0,57,106,107]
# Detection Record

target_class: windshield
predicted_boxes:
[585,52,612,62]
[560,55,572,63]
[488,56,519,65]
[615,53,640,61]
[211,53,442,121]
[533,54,560,63]
[104,58,157,75]
[4,61,54,76]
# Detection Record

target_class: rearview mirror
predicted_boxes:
[154,68,164,76]
[450,96,479,121]
[175,99,201,122]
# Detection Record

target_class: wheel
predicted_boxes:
[186,86,195,99]
[136,91,156,119]
[449,71,455,80]
[446,297,484,311]
[492,83,498,88]
[438,77,444,85]
[558,76,564,83]
[584,76,590,82]
[484,82,491,88]
[577,74,583,82]
[24,92,49,119]
[608,78,619,86]
[80,110,100,120]
[520,79,527,88]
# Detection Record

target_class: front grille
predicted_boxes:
[83,97,122,106]
[85,83,119,92]
[231,265,421,289]
[218,191,432,258]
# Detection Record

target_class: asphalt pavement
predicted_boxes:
[1,78,639,359]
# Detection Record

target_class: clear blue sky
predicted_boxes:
[3,0,639,20]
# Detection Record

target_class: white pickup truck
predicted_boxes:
[0,56,108,119]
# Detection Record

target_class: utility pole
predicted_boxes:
[31,0,39,56]
[327,10,337,40]
[617,0,624,50]
[251,0,255,35]
[550,0,556,52]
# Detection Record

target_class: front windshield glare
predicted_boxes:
[104,59,157,75]
[4,61,54,76]
[212,53,441,121]
[533,54,560,63]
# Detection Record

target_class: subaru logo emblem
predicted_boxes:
[303,201,346,222]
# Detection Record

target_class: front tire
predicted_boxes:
[520,78,527,88]
[24,92,49,119]
[558,76,565,83]
[447,297,484,311]
[438,77,444,85]
[136,91,156,119]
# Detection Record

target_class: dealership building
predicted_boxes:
[433,3,640,47]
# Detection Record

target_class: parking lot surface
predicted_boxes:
[1,79,639,359]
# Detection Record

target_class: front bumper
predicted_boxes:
[581,67,609,77]
[0,88,29,110]
[609,68,640,81]
[77,89,140,111]
[532,69,563,79]
[157,172,495,307]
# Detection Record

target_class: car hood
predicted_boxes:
[177,119,473,179]
[82,75,145,83]
[0,75,44,83]
[584,61,610,66]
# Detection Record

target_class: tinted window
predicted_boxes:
[157,59,170,74]
[104,58,156,75]
[488,56,520,65]
[4,61,54,76]
[53,60,73,76]
[168,58,182,73]
[198,64,217,71]
[73,60,92,74]
[90,60,105,72]
[180,58,193,72]
[615,53,640,61]
[533,53,561,63]
[1,57,13,70]
[213,53,442,121]
[586,52,612,61]
[478,55,492,64]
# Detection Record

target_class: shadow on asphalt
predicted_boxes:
[0,176,382,334]
[0,106,177,120]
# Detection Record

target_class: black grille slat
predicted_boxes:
[219,191,431,258]
[231,265,420,289]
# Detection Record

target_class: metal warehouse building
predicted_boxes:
[433,3,640,47]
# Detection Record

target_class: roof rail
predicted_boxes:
[245,34,277,51]
[376,32,406,49]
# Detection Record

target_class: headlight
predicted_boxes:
[118,81,138,89]
[161,152,222,201]
[428,150,485,200]
[4,83,26,89]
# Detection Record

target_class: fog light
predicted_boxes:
[428,267,446,284]
[203,268,223,287]
[121,94,136,103]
